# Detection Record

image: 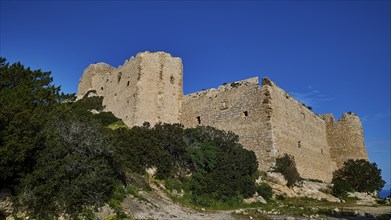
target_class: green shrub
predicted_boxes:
[256,182,273,201]
[165,178,184,192]
[333,159,385,193]
[93,112,122,126]
[186,126,258,202]
[17,115,120,219]
[276,194,285,201]
[332,179,353,198]
[112,124,258,205]
[0,58,62,188]
[72,95,104,111]
[274,154,301,187]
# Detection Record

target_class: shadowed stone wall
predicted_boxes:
[320,113,368,169]
[264,79,335,182]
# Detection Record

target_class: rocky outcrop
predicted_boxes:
[0,188,13,219]
[265,172,341,203]
[347,192,377,205]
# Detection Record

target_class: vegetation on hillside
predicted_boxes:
[1,57,387,219]
[0,58,259,218]
[332,159,385,197]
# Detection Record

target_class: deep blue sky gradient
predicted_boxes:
[1,0,390,189]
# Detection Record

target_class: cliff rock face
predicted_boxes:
[77,51,368,183]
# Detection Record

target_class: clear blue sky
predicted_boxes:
[1,0,390,189]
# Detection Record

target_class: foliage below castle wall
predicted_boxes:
[181,77,274,172]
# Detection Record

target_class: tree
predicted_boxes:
[185,126,258,203]
[0,57,61,188]
[331,179,354,198]
[274,154,301,187]
[256,182,273,201]
[333,159,385,193]
[17,114,121,219]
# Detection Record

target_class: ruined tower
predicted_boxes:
[77,52,183,127]
[320,113,368,169]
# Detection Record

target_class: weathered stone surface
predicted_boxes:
[265,174,340,202]
[320,113,368,169]
[76,51,368,183]
[347,192,377,205]
[77,51,182,127]
[95,204,115,220]
[292,180,341,203]
[243,195,267,204]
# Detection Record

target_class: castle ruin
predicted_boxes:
[77,51,368,182]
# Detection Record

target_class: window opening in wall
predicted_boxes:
[298,141,301,148]
[301,112,305,120]
[243,111,248,117]
[127,81,130,86]
[170,75,175,84]
[321,149,323,155]
[196,116,201,125]
[220,101,228,110]
[117,72,122,83]
[100,87,104,90]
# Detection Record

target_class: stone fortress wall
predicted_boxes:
[182,77,336,182]
[77,51,368,183]
[77,52,183,127]
[259,78,335,181]
[180,77,275,172]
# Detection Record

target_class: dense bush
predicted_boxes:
[0,58,61,188]
[333,159,385,193]
[185,126,258,202]
[71,94,104,111]
[111,125,259,204]
[274,154,301,187]
[17,114,121,219]
[332,179,354,198]
[256,182,273,201]
[0,58,126,218]
[110,123,188,179]
[68,95,124,127]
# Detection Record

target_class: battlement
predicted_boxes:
[186,77,259,98]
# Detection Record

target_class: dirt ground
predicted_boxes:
[120,184,391,220]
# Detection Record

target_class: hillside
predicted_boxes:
[1,58,389,220]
